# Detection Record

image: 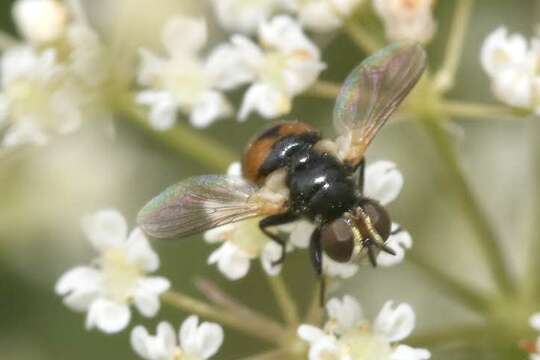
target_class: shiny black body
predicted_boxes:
[258,132,358,223]
[257,132,364,274]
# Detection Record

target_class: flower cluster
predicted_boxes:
[298,295,430,360]
[137,14,325,129]
[481,27,540,114]
[210,0,362,34]
[131,317,224,360]
[204,160,414,280]
[0,0,109,147]
[56,209,170,333]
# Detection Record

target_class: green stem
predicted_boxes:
[419,118,515,296]
[344,19,382,53]
[306,81,341,100]
[235,349,292,360]
[408,252,492,313]
[439,100,519,120]
[527,119,540,298]
[267,275,300,327]
[408,324,488,348]
[304,282,323,325]
[115,96,235,172]
[434,0,474,92]
[193,277,287,338]
[162,291,286,345]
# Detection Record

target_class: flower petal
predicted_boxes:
[126,228,160,272]
[205,44,254,90]
[162,16,207,56]
[239,83,291,120]
[286,220,316,248]
[85,298,131,334]
[179,315,199,350]
[12,0,67,44]
[259,15,319,57]
[323,254,359,279]
[55,266,101,311]
[133,277,170,317]
[208,242,251,280]
[81,209,127,252]
[364,161,404,206]
[297,324,328,344]
[190,91,232,128]
[530,313,540,331]
[326,295,364,332]
[2,121,48,147]
[390,345,431,360]
[296,1,342,32]
[211,0,279,34]
[377,224,412,267]
[260,241,283,276]
[480,27,528,78]
[374,301,416,343]
[130,325,152,358]
[194,322,224,359]
[204,224,235,244]
[136,90,179,131]
[130,322,177,359]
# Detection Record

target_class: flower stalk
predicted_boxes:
[161,290,287,345]
[418,117,515,297]
[408,252,492,313]
[344,19,383,53]
[115,96,235,172]
[434,0,474,92]
[267,275,300,327]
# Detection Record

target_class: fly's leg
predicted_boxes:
[259,212,300,266]
[352,157,366,194]
[309,227,326,306]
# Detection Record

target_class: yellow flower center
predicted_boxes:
[228,217,269,257]
[340,328,393,360]
[101,247,141,303]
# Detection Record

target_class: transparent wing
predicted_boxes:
[137,175,281,239]
[333,43,427,165]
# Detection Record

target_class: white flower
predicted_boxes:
[131,317,224,360]
[298,295,430,360]
[12,0,67,44]
[285,0,362,32]
[373,0,436,44]
[55,209,170,334]
[211,0,285,34]
[0,46,87,147]
[531,313,540,331]
[221,15,325,120]
[67,23,108,86]
[137,16,242,130]
[480,27,540,112]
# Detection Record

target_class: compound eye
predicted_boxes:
[320,218,354,263]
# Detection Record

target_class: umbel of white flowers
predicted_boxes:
[0,0,110,148]
[136,15,325,130]
[298,295,431,360]
[55,210,170,333]
[481,27,540,114]
[204,160,413,281]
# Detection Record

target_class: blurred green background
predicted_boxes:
[0,0,539,359]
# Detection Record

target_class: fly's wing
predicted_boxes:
[137,175,282,239]
[333,43,427,166]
